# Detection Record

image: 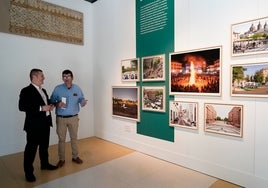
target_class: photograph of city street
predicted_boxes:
[169,101,198,129]
[170,46,221,96]
[204,103,243,137]
[231,62,268,97]
[232,16,268,56]
[142,54,165,81]
[121,58,139,82]
[142,86,165,112]
[112,86,140,121]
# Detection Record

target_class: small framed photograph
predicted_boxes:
[142,86,165,112]
[170,46,221,96]
[121,58,140,82]
[204,103,243,138]
[169,100,198,130]
[142,54,165,81]
[112,86,140,121]
[232,16,268,57]
[231,62,268,97]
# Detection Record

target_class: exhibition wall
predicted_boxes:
[93,0,268,187]
[0,0,95,155]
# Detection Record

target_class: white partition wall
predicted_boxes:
[0,0,95,155]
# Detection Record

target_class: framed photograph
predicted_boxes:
[142,86,165,112]
[169,101,198,130]
[170,46,221,96]
[121,58,140,82]
[112,86,140,121]
[204,103,243,138]
[231,62,268,97]
[142,54,165,81]
[232,16,268,57]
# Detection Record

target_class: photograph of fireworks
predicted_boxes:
[170,46,221,96]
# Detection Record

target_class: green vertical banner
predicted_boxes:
[136,0,174,142]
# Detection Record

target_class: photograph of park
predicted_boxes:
[112,86,140,121]
[170,46,221,96]
[231,62,268,97]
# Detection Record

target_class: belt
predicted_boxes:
[57,114,77,118]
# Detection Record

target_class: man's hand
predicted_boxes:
[81,100,88,107]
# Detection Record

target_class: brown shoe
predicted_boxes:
[57,160,65,168]
[72,157,83,164]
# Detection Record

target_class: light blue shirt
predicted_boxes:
[50,83,85,116]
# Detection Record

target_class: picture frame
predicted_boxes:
[112,86,140,122]
[231,16,268,57]
[170,46,221,96]
[204,103,243,138]
[121,58,140,82]
[142,86,165,112]
[231,62,268,97]
[142,54,165,81]
[169,100,198,130]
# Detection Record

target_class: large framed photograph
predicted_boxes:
[112,86,140,121]
[204,103,243,138]
[231,62,268,97]
[142,54,165,81]
[170,46,221,96]
[169,101,198,130]
[232,16,268,57]
[121,58,140,82]
[142,86,165,112]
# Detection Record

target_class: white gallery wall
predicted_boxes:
[93,0,268,187]
[0,0,94,155]
[1,0,268,187]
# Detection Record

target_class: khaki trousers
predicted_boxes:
[56,116,79,160]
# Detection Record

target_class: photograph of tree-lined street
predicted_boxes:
[231,62,268,97]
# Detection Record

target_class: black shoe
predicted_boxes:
[25,174,36,182]
[41,163,58,170]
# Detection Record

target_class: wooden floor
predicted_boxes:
[0,137,242,188]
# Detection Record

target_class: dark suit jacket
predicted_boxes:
[19,84,53,131]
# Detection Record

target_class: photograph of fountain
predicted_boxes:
[169,46,221,96]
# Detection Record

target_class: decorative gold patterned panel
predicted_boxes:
[1,0,83,45]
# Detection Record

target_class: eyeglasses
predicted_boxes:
[62,74,72,79]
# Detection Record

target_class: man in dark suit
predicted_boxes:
[19,68,58,182]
